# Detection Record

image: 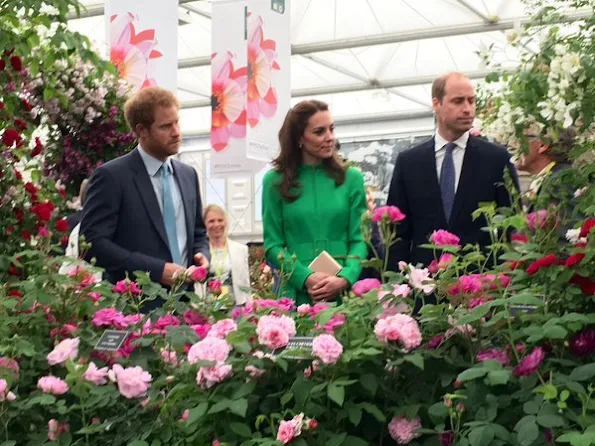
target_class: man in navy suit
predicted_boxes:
[387,72,519,271]
[81,87,210,306]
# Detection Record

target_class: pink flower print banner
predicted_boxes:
[106,0,178,93]
[210,0,290,177]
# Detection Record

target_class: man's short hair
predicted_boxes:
[548,127,576,164]
[124,87,179,134]
[431,72,469,103]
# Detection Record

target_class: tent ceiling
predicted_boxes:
[67,0,587,134]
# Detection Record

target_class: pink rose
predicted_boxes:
[152,314,181,331]
[318,313,346,333]
[428,253,454,274]
[297,304,312,316]
[526,210,550,231]
[388,417,422,444]
[47,337,80,366]
[84,361,109,385]
[312,334,343,364]
[245,365,266,379]
[372,205,406,223]
[430,230,460,247]
[0,357,19,378]
[256,315,296,349]
[352,278,382,297]
[112,279,141,295]
[208,279,222,295]
[477,348,510,366]
[92,308,125,328]
[38,376,69,395]
[179,409,190,422]
[110,364,152,399]
[0,379,16,402]
[191,266,208,282]
[309,303,329,317]
[183,310,208,325]
[374,314,422,351]
[160,349,179,366]
[48,419,69,441]
[276,413,304,444]
[191,323,212,339]
[187,337,231,364]
[513,347,546,377]
[407,266,435,294]
[207,319,238,339]
[196,364,233,389]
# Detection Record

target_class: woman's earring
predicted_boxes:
[298,143,303,149]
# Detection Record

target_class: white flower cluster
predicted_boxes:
[536,44,584,132]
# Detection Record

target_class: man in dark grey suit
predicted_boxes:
[387,72,519,271]
[81,87,209,307]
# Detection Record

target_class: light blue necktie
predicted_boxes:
[440,142,457,222]
[161,163,182,265]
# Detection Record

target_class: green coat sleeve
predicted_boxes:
[337,168,368,285]
[262,171,313,290]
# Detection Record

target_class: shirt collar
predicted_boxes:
[138,144,172,177]
[537,161,556,177]
[435,131,470,152]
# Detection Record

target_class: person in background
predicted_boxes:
[262,99,368,305]
[386,72,519,274]
[81,87,210,310]
[66,179,89,231]
[196,204,251,306]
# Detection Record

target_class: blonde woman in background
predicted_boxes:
[197,204,251,306]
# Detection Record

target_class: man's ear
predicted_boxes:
[432,97,441,115]
[537,143,550,154]
[135,123,148,139]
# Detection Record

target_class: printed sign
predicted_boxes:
[94,330,129,352]
[276,336,314,360]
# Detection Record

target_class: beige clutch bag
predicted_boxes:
[308,250,342,275]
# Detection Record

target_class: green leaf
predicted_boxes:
[0,441,17,446]
[516,420,539,446]
[360,373,378,396]
[403,353,424,370]
[229,398,248,417]
[569,363,595,382]
[469,425,495,446]
[543,325,568,339]
[536,414,565,428]
[127,442,149,446]
[327,433,347,446]
[535,384,558,400]
[360,402,386,422]
[280,392,293,406]
[347,404,362,426]
[208,399,230,414]
[327,383,345,407]
[229,422,252,438]
[486,370,511,386]
[43,87,54,101]
[343,436,369,446]
[523,401,540,415]
[457,367,488,382]
[428,402,449,422]
[186,402,208,424]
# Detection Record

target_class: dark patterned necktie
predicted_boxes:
[440,142,457,222]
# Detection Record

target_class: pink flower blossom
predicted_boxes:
[152,314,180,331]
[527,210,554,231]
[352,278,382,297]
[468,297,490,309]
[513,347,546,377]
[276,413,304,444]
[0,379,16,402]
[191,266,208,282]
[429,253,455,274]
[191,323,212,339]
[160,349,179,366]
[312,334,343,364]
[372,205,406,223]
[92,308,125,328]
[388,417,422,444]
[569,328,595,357]
[87,292,102,303]
[208,319,238,339]
[38,376,69,395]
[112,279,141,295]
[375,314,422,351]
[0,357,20,378]
[256,315,296,349]
[297,304,311,316]
[426,335,444,349]
[48,419,69,442]
[309,303,329,317]
[110,364,152,399]
[196,364,233,389]
[407,266,435,294]
[318,313,346,333]
[245,365,266,379]
[184,310,208,325]
[47,337,80,366]
[477,348,510,366]
[84,362,109,385]
[187,337,231,364]
[179,409,190,422]
[430,230,461,247]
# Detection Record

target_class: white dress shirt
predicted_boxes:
[138,145,188,265]
[434,131,470,192]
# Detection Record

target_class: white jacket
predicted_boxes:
[195,238,251,305]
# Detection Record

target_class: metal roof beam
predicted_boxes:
[176,10,590,69]
[67,0,200,20]
[454,0,495,24]
[179,69,499,109]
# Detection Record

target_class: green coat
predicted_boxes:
[262,165,368,305]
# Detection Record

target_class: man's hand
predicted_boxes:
[309,276,349,302]
[194,252,210,269]
[161,262,186,287]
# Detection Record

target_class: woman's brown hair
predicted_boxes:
[273,99,345,202]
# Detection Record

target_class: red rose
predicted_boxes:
[579,219,595,238]
[14,119,27,131]
[570,275,595,296]
[565,253,585,268]
[31,138,43,157]
[1,128,22,148]
[55,218,69,233]
[9,55,22,71]
[21,99,32,112]
[5,226,14,235]
[13,168,22,180]
[0,101,4,110]
[24,182,38,195]
[0,59,5,71]
[30,201,55,221]
[21,230,31,241]
[526,254,557,275]
[60,235,69,246]
[511,233,529,244]
[8,289,23,298]
[308,419,318,429]
[15,208,23,222]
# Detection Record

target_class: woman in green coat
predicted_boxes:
[262,100,368,305]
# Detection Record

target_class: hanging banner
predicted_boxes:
[245,0,291,161]
[106,0,177,93]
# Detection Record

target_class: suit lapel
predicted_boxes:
[172,161,196,261]
[450,137,481,225]
[421,140,448,227]
[129,149,170,250]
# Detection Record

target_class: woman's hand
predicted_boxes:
[305,272,329,290]
[309,276,349,301]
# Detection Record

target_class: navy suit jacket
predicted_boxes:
[387,136,519,270]
[81,148,209,285]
